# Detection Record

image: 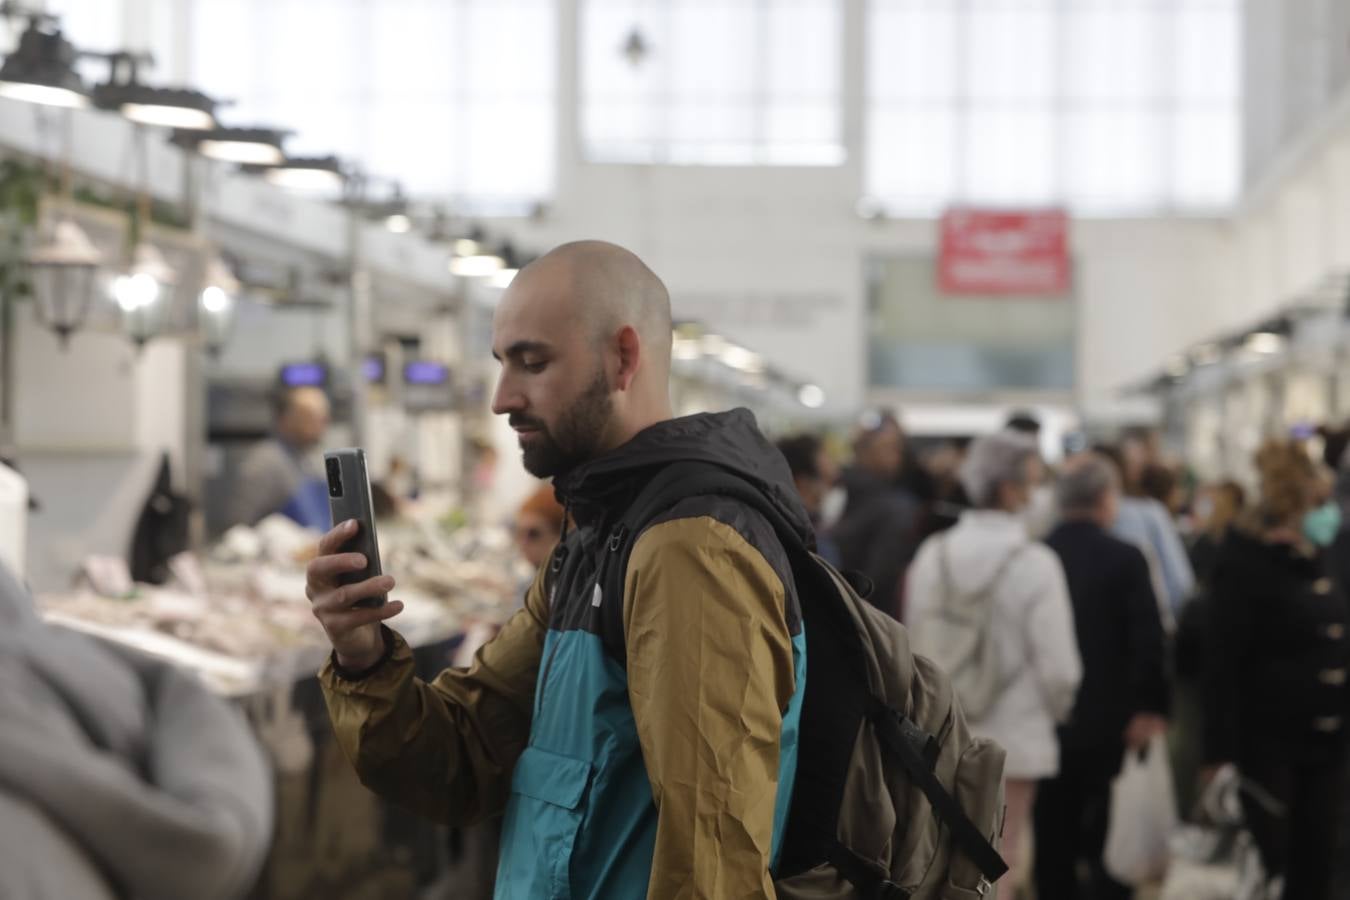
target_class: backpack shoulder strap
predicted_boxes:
[869,698,1010,886]
[596,460,800,664]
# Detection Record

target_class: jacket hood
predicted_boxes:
[553,408,813,544]
[939,509,1030,596]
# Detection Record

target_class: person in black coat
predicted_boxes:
[829,412,920,619]
[1205,440,1350,900]
[1035,452,1169,900]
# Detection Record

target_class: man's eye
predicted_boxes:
[522,360,547,374]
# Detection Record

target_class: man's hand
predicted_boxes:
[1123,713,1168,751]
[306,519,404,671]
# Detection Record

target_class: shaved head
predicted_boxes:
[511,240,673,369]
[490,240,675,477]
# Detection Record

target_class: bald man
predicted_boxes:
[225,386,332,530]
[308,241,812,898]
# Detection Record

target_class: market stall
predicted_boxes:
[34,506,527,899]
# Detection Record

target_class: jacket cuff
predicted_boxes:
[326,625,397,681]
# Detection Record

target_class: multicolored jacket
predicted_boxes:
[321,409,810,898]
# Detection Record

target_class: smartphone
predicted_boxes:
[324,448,386,609]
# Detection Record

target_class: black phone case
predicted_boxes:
[324,448,386,609]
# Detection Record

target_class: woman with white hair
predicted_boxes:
[906,430,1082,898]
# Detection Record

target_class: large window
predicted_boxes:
[867,0,1241,216]
[581,0,843,165]
[187,0,557,212]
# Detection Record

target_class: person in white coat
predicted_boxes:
[906,429,1082,899]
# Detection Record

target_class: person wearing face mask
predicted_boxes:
[906,429,1082,898]
[1204,440,1350,900]
[1005,411,1057,539]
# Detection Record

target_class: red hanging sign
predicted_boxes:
[938,208,1070,296]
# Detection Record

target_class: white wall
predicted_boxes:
[1244,0,1350,184]
[11,310,190,591]
[489,159,1235,423]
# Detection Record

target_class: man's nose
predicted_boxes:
[491,372,523,416]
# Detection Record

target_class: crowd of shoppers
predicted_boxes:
[765,414,1350,899]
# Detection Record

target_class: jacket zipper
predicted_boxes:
[534,519,624,720]
[535,514,573,719]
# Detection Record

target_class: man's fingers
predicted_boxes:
[306,552,369,587]
[326,600,404,633]
[317,518,359,555]
[312,575,396,614]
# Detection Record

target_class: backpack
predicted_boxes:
[910,535,1028,722]
[595,461,1008,899]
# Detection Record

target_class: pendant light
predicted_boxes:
[258,155,346,194]
[488,242,522,288]
[90,52,216,131]
[449,227,504,277]
[174,127,287,166]
[0,16,87,108]
[27,218,102,347]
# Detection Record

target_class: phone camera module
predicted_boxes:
[326,458,344,497]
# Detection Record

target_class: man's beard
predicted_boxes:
[512,368,613,478]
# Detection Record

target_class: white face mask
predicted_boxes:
[820,485,848,529]
[1021,485,1056,536]
[1193,495,1214,523]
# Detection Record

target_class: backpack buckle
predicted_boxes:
[608,524,628,552]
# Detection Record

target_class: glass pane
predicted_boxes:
[1176,7,1240,102]
[581,2,665,105]
[766,0,840,100]
[279,103,365,159]
[666,141,758,166]
[764,140,847,166]
[668,4,757,101]
[1172,105,1240,208]
[963,107,1056,205]
[764,102,839,148]
[371,1,458,96]
[866,106,958,209]
[188,0,555,207]
[45,0,123,53]
[582,0,841,165]
[190,0,264,104]
[466,2,558,100]
[966,6,1056,103]
[368,102,456,195]
[668,100,756,147]
[868,3,959,102]
[582,100,662,151]
[1064,6,1164,102]
[265,1,364,99]
[1064,109,1164,211]
[864,0,1243,216]
[460,100,556,200]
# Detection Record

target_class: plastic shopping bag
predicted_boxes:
[1159,765,1281,900]
[1104,734,1179,885]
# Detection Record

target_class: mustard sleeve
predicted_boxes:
[624,516,797,900]
[319,566,548,826]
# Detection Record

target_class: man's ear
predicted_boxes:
[614,325,642,391]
